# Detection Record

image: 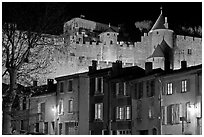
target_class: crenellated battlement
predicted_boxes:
[176,35,202,43]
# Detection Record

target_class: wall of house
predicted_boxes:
[29,94,56,134]
[161,71,200,135]
[131,77,161,135]
[78,74,90,135]
[56,77,79,135]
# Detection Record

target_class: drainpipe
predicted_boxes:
[158,78,163,135]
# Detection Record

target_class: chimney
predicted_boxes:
[33,80,37,87]
[181,60,187,69]
[164,59,170,71]
[116,60,122,69]
[47,79,54,91]
[92,60,97,71]
[112,60,122,75]
[164,17,168,28]
[145,62,152,74]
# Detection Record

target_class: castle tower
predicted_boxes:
[99,24,119,45]
[147,7,175,70]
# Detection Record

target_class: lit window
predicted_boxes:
[116,106,131,120]
[126,106,131,119]
[95,77,103,94]
[58,100,63,115]
[181,80,187,93]
[95,103,103,120]
[68,99,73,113]
[167,83,173,95]
[68,80,73,92]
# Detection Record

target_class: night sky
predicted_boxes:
[2,2,202,41]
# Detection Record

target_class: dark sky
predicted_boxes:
[2,2,202,41]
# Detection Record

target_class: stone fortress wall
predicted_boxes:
[43,16,201,84]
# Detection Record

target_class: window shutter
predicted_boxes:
[187,79,190,92]
[116,107,119,119]
[124,82,127,95]
[90,78,95,96]
[95,77,98,93]
[163,83,167,95]
[135,83,138,99]
[101,77,103,93]
[95,104,97,119]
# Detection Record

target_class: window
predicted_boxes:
[68,99,73,113]
[167,82,173,95]
[181,80,187,93]
[116,106,131,120]
[117,130,131,135]
[186,102,191,123]
[44,122,48,134]
[166,104,180,125]
[38,102,45,121]
[95,103,103,120]
[148,106,154,119]
[107,33,110,36]
[59,123,62,135]
[116,82,127,96]
[59,82,64,93]
[58,100,63,115]
[187,49,192,55]
[110,40,113,44]
[68,80,73,92]
[126,106,131,119]
[95,77,103,94]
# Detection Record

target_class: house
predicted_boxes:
[55,72,89,135]
[160,62,202,135]
[28,79,57,134]
[88,60,145,134]
[131,62,164,135]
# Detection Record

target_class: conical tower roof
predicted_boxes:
[150,8,167,32]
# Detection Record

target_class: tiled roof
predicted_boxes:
[148,39,171,58]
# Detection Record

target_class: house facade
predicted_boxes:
[131,62,163,135]
[88,60,145,135]
[55,72,89,135]
[160,63,202,135]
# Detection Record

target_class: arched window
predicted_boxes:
[152,128,157,135]
[110,40,113,45]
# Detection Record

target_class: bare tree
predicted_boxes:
[2,3,67,134]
